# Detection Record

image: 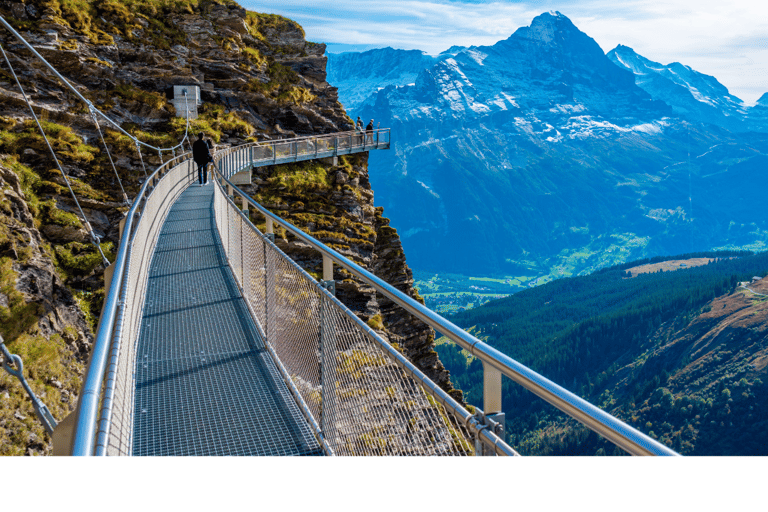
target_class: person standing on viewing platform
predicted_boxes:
[366,119,374,144]
[192,132,212,185]
[356,116,364,145]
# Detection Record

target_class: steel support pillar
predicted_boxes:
[240,193,249,217]
[321,254,335,295]
[477,362,506,456]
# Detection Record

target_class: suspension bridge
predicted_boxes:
[0,15,677,456]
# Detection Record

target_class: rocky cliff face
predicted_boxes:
[0,0,459,455]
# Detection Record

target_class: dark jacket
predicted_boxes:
[192,138,211,165]
[365,122,373,132]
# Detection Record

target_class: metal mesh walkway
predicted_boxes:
[131,184,323,456]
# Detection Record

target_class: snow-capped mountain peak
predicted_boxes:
[326,11,768,277]
[607,44,753,129]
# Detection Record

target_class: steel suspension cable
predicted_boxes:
[89,107,130,205]
[134,140,148,179]
[0,43,109,266]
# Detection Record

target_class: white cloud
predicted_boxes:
[242,0,768,103]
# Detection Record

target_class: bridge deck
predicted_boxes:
[131,184,322,456]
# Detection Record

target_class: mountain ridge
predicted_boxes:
[607,44,753,132]
[327,11,768,280]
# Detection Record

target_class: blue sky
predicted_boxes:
[241,0,768,104]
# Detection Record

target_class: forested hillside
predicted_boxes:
[438,251,768,454]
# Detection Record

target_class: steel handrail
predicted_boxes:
[213,148,678,456]
[71,153,191,455]
[212,129,390,156]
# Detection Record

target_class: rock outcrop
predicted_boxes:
[0,0,460,454]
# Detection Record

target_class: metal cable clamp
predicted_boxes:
[1,335,58,435]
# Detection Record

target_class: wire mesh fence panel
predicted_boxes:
[242,220,267,329]
[230,209,243,287]
[275,141,291,160]
[298,140,311,157]
[316,136,332,155]
[352,132,364,148]
[319,295,471,456]
[266,247,323,422]
[337,134,351,151]
[253,144,274,164]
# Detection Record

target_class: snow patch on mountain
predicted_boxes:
[607,45,767,132]
[417,180,440,198]
[561,116,669,140]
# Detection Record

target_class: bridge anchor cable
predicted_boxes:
[89,107,130,206]
[0,42,109,266]
[1,334,58,435]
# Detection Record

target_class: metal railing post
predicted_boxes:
[484,362,502,415]
[321,254,335,295]
[241,192,249,218]
[479,362,505,456]
[239,207,244,289]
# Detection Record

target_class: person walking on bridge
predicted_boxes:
[193,132,212,185]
